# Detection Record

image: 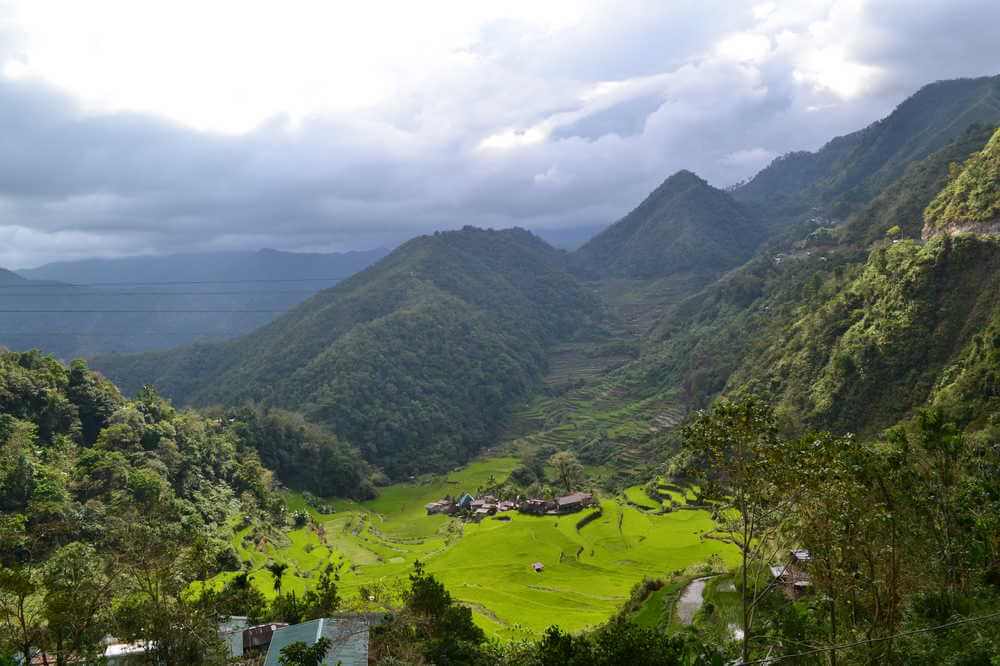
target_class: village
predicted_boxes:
[424,490,596,521]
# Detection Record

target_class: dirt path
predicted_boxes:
[676,576,713,625]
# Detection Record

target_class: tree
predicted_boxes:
[303,563,340,620]
[548,451,584,494]
[42,542,116,666]
[267,561,289,595]
[682,397,794,664]
[0,566,45,666]
[278,636,331,666]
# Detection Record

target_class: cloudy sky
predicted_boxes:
[0,0,998,267]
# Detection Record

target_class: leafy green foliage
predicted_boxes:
[924,127,1000,233]
[840,123,998,245]
[0,349,288,661]
[279,636,331,666]
[227,406,373,499]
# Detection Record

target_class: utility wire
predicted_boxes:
[0,277,343,288]
[741,609,1000,664]
[0,290,317,296]
[0,309,289,313]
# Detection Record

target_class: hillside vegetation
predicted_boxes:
[94,228,602,477]
[924,126,1000,236]
[573,170,760,279]
[733,74,1000,222]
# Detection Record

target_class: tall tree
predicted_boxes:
[0,566,46,666]
[266,561,289,595]
[548,451,584,494]
[682,397,796,664]
[42,542,116,666]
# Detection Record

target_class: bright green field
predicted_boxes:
[209,457,737,638]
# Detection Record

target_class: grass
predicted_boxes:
[623,485,660,510]
[207,457,737,639]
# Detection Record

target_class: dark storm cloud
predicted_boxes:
[1,0,999,268]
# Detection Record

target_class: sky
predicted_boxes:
[0,0,999,268]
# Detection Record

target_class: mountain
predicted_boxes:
[634,116,1000,438]
[839,123,998,245]
[572,170,761,279]
[18,247,388,284]
[0,268,26,284]
[734,74,1000,223]
[93,227,602,477]
[0,248,388,359]
[923,126,1000,237]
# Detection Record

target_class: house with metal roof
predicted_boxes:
[263,617,369,666]
[554,492,594,513]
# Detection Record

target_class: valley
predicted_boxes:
[209,458,735,639]
[4,73,1000,664]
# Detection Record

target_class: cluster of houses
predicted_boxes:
[426,491,595,520]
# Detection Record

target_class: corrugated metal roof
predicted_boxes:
[556,492,592,506]
[263,618,369,666]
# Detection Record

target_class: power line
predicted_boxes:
[0,309,289,313]
[0,290,316,296]
[0,277,344,289]
[741,609,1000,664]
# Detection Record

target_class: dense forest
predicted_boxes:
[93,228,602,477]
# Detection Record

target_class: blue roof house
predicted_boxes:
[263,617,369,666]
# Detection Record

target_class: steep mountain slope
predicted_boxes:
[572,170,761,279]
[629,122,1000,440]
[734,74,1000,223]
[93,228,601,476]
[840,123,998,245]
[0,248,388,358]
[726,235,1000,434]
[923,126,1000,237]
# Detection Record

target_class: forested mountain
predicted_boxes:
[924,126,1000,237]
[0,248,388,358]
[733,74,1000,223]
[94,228,602,477]
[573,170,760,279]
[637,116,1000,440]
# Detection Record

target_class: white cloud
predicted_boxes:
[0,0,998,266]
[716,33,772,64]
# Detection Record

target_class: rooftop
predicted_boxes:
[264,618,369,666]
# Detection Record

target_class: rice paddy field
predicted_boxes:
[208,457,737,638]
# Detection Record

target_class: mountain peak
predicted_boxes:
[572,168,760,279]
[0,268,25,283]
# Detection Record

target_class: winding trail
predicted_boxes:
[676,576,713,625]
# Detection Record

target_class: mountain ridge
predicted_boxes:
[92,227,602,477]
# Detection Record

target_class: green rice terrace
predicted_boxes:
[205,458,736,639]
